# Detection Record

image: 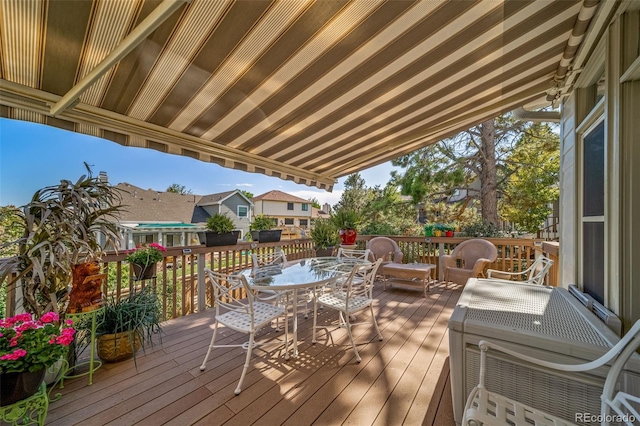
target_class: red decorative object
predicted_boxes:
[339,229,357,245]
[445,230,454,237]
[67,262,105,313]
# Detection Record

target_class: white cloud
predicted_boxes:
[236,183,254,187]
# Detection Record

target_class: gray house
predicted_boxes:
[114,183,253,248]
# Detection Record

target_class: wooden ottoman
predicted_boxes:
[381,263,436,297]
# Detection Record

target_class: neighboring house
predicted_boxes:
[113,183,253,248]
[251,190,313,231]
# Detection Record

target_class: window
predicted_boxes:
[299,219,308,226]
[301,203,309,211]
[581,120,605,304]
[284,218,294,225]
[287,202,294,210]
[237,205,248,218]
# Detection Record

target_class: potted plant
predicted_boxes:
[124,243,166,280]
[203,214,240,247]
[433,223,446,237]
[95,287,162,365]
[331,208,360,245]
[424,224,434,237]
[0,164,123,316]
[0,312,75,405]
[310,218,339,256]
[445,224,455,237]
[250,214,282,243]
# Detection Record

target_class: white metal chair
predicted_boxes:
[336,247,372,262]
[200,269,288,395]
[486,255,554,286]
[251,249,287,269]
[251,249,310,321]
[312,259,383,363]
[463,319,640,426]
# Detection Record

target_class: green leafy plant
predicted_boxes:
[331,208,360,230]
[459,221,502,237]
[124,243,166,267]
[0,312,76,373]
[96,287,162,364]
[250,214,275,231]
[206,214,235,233]
[310,218,339,249]
[0,164,123,316]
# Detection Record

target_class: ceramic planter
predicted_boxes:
[0,369,45,406]
[204,230,240,247]
[250,229,282,243]
[131,262,157,280]
[97,331,142,363]
[339,229,357,245]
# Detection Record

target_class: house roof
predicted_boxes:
[116,183,203,223]
[198,189,253,206]
[0,0,599,190]
[252,190,310,204]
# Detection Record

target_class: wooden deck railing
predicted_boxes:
[2,236,559,319]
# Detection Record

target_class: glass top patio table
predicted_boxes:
[241,257,366,290]
[241,257,369,358]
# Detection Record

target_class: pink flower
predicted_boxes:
[1,349,27,361]
[40,312,59,323]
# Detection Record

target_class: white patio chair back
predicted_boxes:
[252,249,287,269]
[463,319,640,425]
[336,247,372,262]
[312,258,383,363]
[200,269,287,395]
[486,255,554,285]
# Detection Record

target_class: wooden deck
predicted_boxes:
[46,282,460,425]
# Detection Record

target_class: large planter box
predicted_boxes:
[204,230,240,247]
[250,229,282,243]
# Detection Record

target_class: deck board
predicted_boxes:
[46,282,459,425]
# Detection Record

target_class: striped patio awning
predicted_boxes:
[0,0,599,190]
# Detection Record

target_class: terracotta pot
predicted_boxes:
[339,229,357,245]
[132,263,157,280]
[0,369,45,406]
[97,331,142,363]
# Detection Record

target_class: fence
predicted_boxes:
[2,236,558,320]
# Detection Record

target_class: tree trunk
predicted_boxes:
[478,120,499,224]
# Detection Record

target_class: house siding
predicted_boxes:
[561,7,640,331]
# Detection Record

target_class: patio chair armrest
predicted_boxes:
[441,254,457,269]
[486,268,520,280]
[394,251,404,264]
[471,258,492,276]
[478,340,611,373]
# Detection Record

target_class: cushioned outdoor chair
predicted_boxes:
[463,319,640,425]
[200,269,288,395]
[366,236,403,265]
[442,239,497,286]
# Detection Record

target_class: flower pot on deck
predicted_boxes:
[0,369,45,406]
[97,331,142,363]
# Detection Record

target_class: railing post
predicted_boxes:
[438,242,445,281]
[197,253,207,312]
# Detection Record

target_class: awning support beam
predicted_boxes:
[50,0,189,117]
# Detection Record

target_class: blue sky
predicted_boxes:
[0,118,399,207]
